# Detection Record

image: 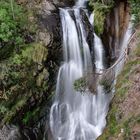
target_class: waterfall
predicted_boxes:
[76,0,88,7]
[94,34,104,71]
[49,1,113,140]
[0,1,133,140]
[115,21,133,76]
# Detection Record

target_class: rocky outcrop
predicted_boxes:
[0,0,75,129]
[101,1,130,62]
[80,9,95,56]
[98,25,140,140]
[0,124,43,140]
[17,0,74,7]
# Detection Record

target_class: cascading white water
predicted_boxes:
[76,0,88,7]
[93,33,113,134]
[115,21,133,76]
[94,34,104,70]
[49,1,113,140]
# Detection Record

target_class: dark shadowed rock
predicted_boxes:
[101,1,130,62]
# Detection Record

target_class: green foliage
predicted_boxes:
[0,0,48,126]
[89,0,114,35]
[90,0,114,5]
[99,78,112,92]
[129,0,140,25]
[94,10,105,35]
[74,77,87,93]
[98,41,140,140]
[22,108,39,125]
[0,0,28,60]
[107,106,119,134]
[0,42,49,125]
[134,39,140,57]
[0,106,8,115]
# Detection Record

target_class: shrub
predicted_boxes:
[0,0,28,60]
[89,0,114,35]
[74,77,87,93]
[129,0,140,25]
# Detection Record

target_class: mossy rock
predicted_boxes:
[89,0,114,35]
[98,39,140,140]
[0,42,49,126]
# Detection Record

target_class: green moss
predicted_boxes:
[123,119,131,139]
[94,10,105,35]
[100,78,113,92]
[22,107,40,125]
[0,0,50,127]
[129,0,140,25]
[89,0,114,35]
[2,97,27,124]
[98,105,120,140]
[107,107,118,134]
[74,77,87,93]
[98,35,140,140]
[134,43,140,57]
[99,115,140,140]
[0,42,49,125]
[0,0,30,60]
[116,58,140,96]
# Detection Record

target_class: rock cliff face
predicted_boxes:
[102,0,130,62]
[0,0,80,139]
[0,0,75,129]
[98,25,140,140]
[0,0,95,138]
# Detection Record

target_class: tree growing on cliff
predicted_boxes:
[129,0,140,25]
[0,0,27,60]
[89,0,114,35]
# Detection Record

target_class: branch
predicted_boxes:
[10,0,15,19]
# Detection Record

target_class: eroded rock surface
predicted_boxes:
[102,1,130,62]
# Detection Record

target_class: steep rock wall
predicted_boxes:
[98,25,140,140]
[0,0,75,130]
[101,0,130,62]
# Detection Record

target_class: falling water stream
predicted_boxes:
[49,1,113,140]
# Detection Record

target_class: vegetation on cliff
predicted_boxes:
[89,0,114,35]
[0,0,29,60]
[98,26,140,140]
[0,0,52,126]
[0,0,140,138]
[129,0,140,25]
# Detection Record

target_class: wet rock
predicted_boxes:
[36,68,49,87]
[52,0,75,7]
[0,125,43,140]
[0,0,75,138]
[38,31,51,46]
[32,43,48,64]
[69,8,95,65]
[0,125,21,140]
[101,1,130,62]
[80,9,95,62]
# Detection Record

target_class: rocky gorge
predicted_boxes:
[0,0,139,139]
